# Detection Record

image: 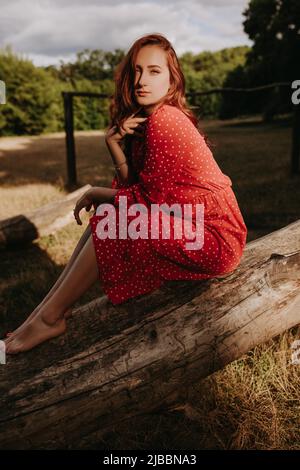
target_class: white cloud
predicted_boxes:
[0,0,252,66]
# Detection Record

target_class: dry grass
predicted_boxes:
[93,330,300,450]
[1,115,300,450]
[0,130,114,217]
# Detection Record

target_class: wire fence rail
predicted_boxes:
[62,82,299,187]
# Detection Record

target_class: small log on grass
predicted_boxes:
[0,219,299,449]
[0,184,91,249]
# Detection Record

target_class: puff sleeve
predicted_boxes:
[113,105,198,208]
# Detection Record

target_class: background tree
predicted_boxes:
[0,46,62,135]
[180,46,249,118]
[221,0,299,120]
[1,45,251,135]
[243,0,300,83]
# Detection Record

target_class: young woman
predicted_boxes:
[3,33,247,354]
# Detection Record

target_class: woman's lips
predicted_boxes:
[137,91,150,95]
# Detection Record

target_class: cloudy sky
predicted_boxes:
[0,0,252,66]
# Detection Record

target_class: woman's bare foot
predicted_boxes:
[4,313,67,354]
[5,306,73,343]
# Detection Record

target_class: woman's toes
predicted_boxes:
[5,314,67,354]
[3,337,11,347]
[4,334,16,345]
[6,340,21,354]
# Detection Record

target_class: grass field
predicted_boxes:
[1,114,300,449]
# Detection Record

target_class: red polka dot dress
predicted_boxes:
[89,103,247,305]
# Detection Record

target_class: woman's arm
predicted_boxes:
[105,138,136,185]
[92,186,119,205]
[73,187,119,225]
[112,106,188,208]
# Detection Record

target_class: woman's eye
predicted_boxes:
[135,70,159,74]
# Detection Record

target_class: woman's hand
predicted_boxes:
[73,188,98,226]
[105,109,147,144]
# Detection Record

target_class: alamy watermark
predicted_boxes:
[0,80,5,104]
[93,196,205,251]
[291,80,300,105]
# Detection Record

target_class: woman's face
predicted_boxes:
[133,45,171,116]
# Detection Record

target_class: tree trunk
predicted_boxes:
[0,219,300,449]
[0,184,91,249]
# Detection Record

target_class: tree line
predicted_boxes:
[0,0,298,136]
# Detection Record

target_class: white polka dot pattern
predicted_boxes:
[89,104,248,305]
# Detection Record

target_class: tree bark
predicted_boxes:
[0,219,300,449]
[0,184,92,249]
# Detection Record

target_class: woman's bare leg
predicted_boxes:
[4,233,100,354]
[39,224,92,311]
[6,223,92,340]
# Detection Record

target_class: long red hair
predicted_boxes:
[108,33,207,159]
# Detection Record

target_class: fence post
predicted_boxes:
[291,104,300,175]
[62,92,77,187]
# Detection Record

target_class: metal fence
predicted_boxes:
[62,82,299,187]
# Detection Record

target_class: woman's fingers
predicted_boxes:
[131,121,145,137]
[73,192,95,224]
[73,204,82,225]
[125,118,147,129]
[119,124,127,136]
[127,117,147,126]
[73,197,88,225]
[131,123,144,137]
[116,113,147,140]
[125,120,145,132]
[130,107,143,118]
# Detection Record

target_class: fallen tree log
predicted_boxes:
[0,184,91,249]
[0,219,300,449]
